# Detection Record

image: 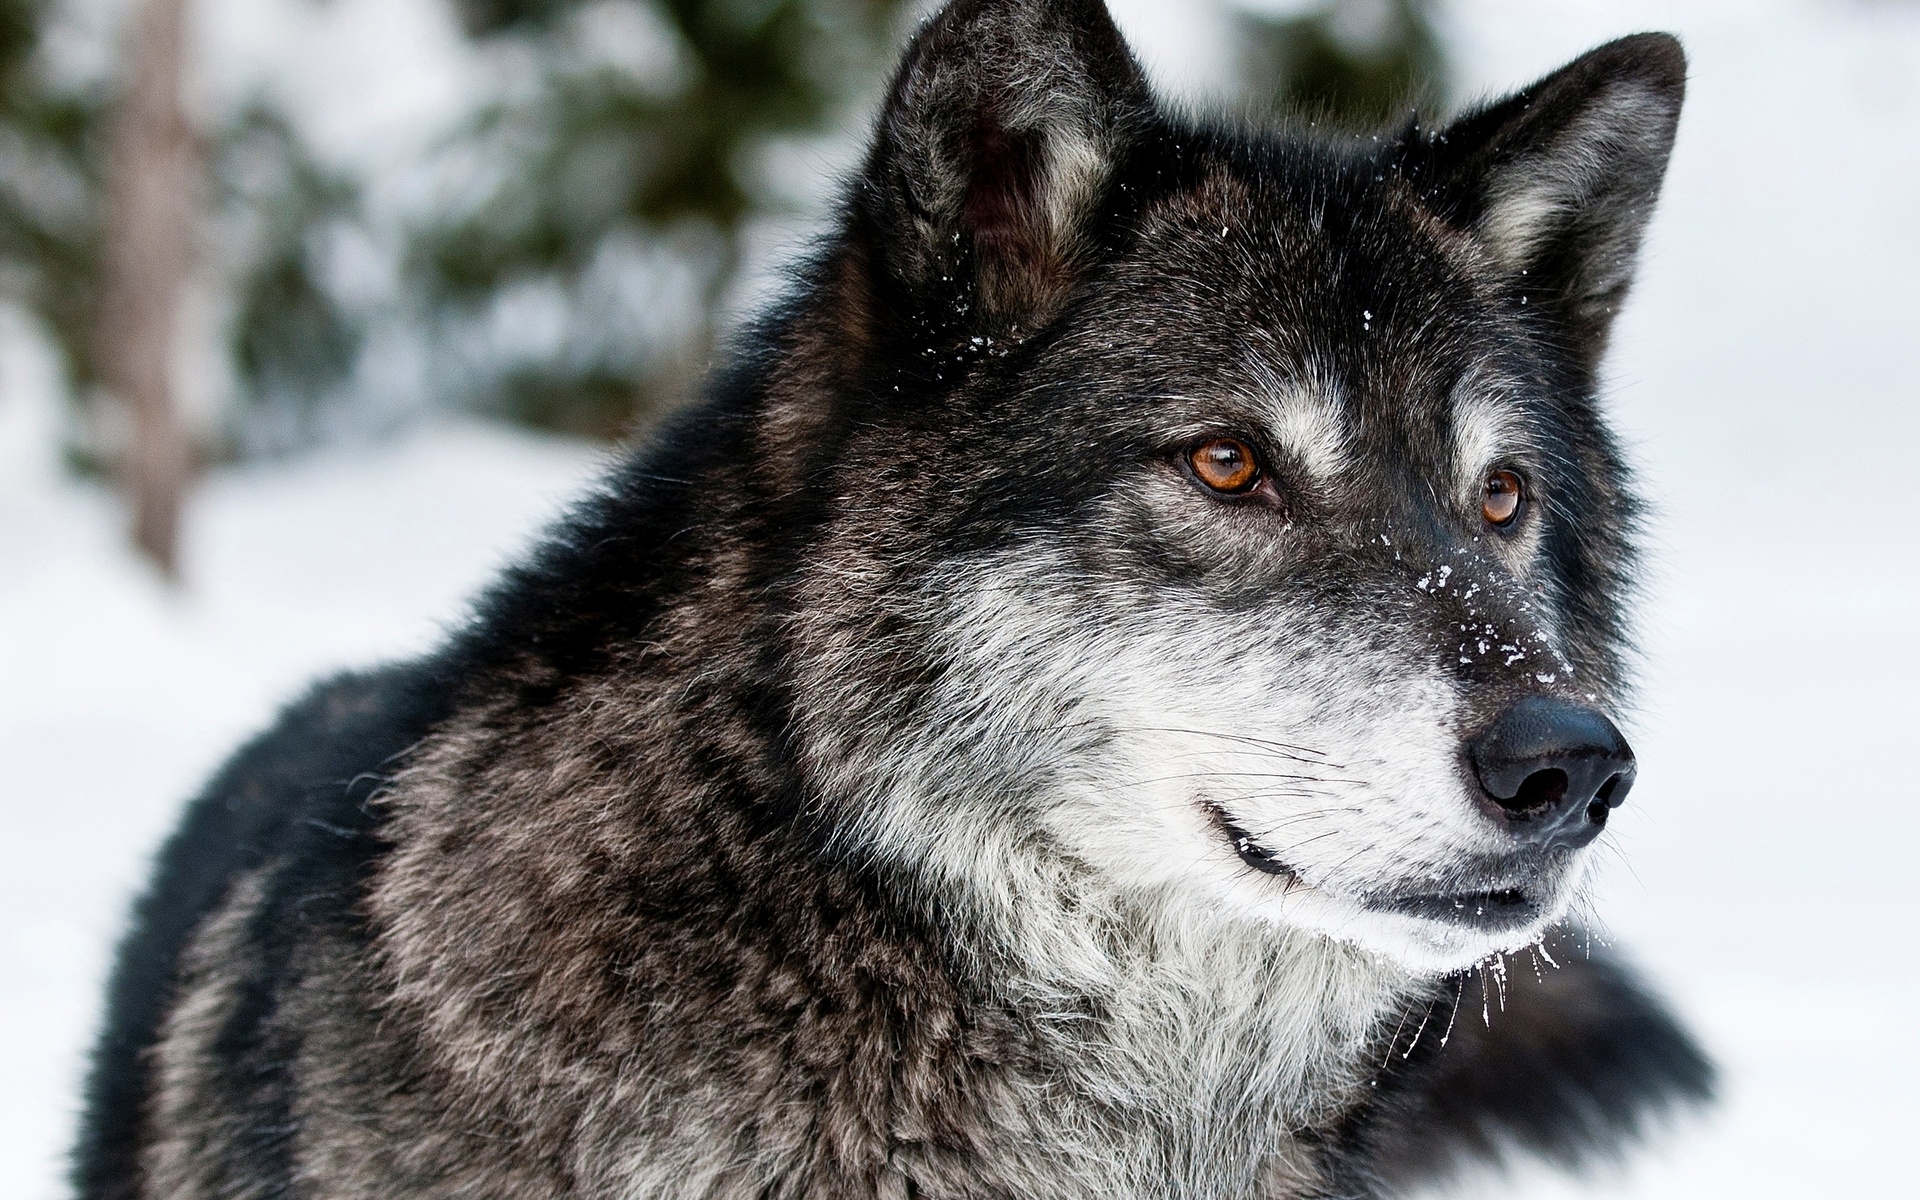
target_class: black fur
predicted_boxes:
[75,3,1710,1197]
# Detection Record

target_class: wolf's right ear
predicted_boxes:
[851,0,1152,339]
[1410,35,1686,373]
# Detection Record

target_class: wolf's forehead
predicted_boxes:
[1112,169,1539,474]
[1236,365,1528,486]
[1128,171,1492,355]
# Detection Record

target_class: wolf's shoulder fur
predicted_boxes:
[78,2,1710,1197]
[75,664,453,1200]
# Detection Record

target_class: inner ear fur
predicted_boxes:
[855,0,1153,338]
[1407,34,1687,371]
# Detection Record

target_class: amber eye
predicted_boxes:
[1188,438,1262,494]
[1482,470,1525,527]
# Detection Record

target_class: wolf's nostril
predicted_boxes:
[1503,768,1569,817]
[1596,773,1628,808]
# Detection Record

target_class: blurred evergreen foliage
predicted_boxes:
[0,0,107,397]
[215,104,366,447]
[418,0,914,438]
[0,0,368,462]
[1236,0,1447,128]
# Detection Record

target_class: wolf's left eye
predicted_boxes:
[1187,438,1262,494]
[1483,470,1525,527]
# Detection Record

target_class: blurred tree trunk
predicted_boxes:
[100,0,198,578]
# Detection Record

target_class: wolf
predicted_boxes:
[74,2,1712,1197]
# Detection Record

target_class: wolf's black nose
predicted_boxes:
[1470,697,1635,849]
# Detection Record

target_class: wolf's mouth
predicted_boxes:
[1208,805,1549,931]
[1372,887,1542,932]
[1209,808,1296,878]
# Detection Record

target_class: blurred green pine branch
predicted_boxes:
[217,103,366,443]
[416,0,915,438]
[0,0,107,399]
[1235,0,1447,128]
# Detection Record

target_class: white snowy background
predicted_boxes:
[3,0,1917,1196]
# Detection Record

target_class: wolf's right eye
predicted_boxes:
[1187,438,1262,494]
[1483,470,1525,527]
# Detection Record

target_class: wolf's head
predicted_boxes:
[768,0,1684,976]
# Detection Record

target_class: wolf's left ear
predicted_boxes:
[1411,34,1686,370]
[852,0,1153,337]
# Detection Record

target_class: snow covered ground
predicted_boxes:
[4,1,1918,1196]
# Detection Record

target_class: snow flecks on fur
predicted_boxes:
[831,539,1591,983]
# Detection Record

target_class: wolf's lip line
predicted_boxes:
[1371,887,1544,932]
[1207,806,1297,878]
[1207,804,1547,927]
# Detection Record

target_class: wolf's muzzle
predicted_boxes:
[1470,697,1635,851]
